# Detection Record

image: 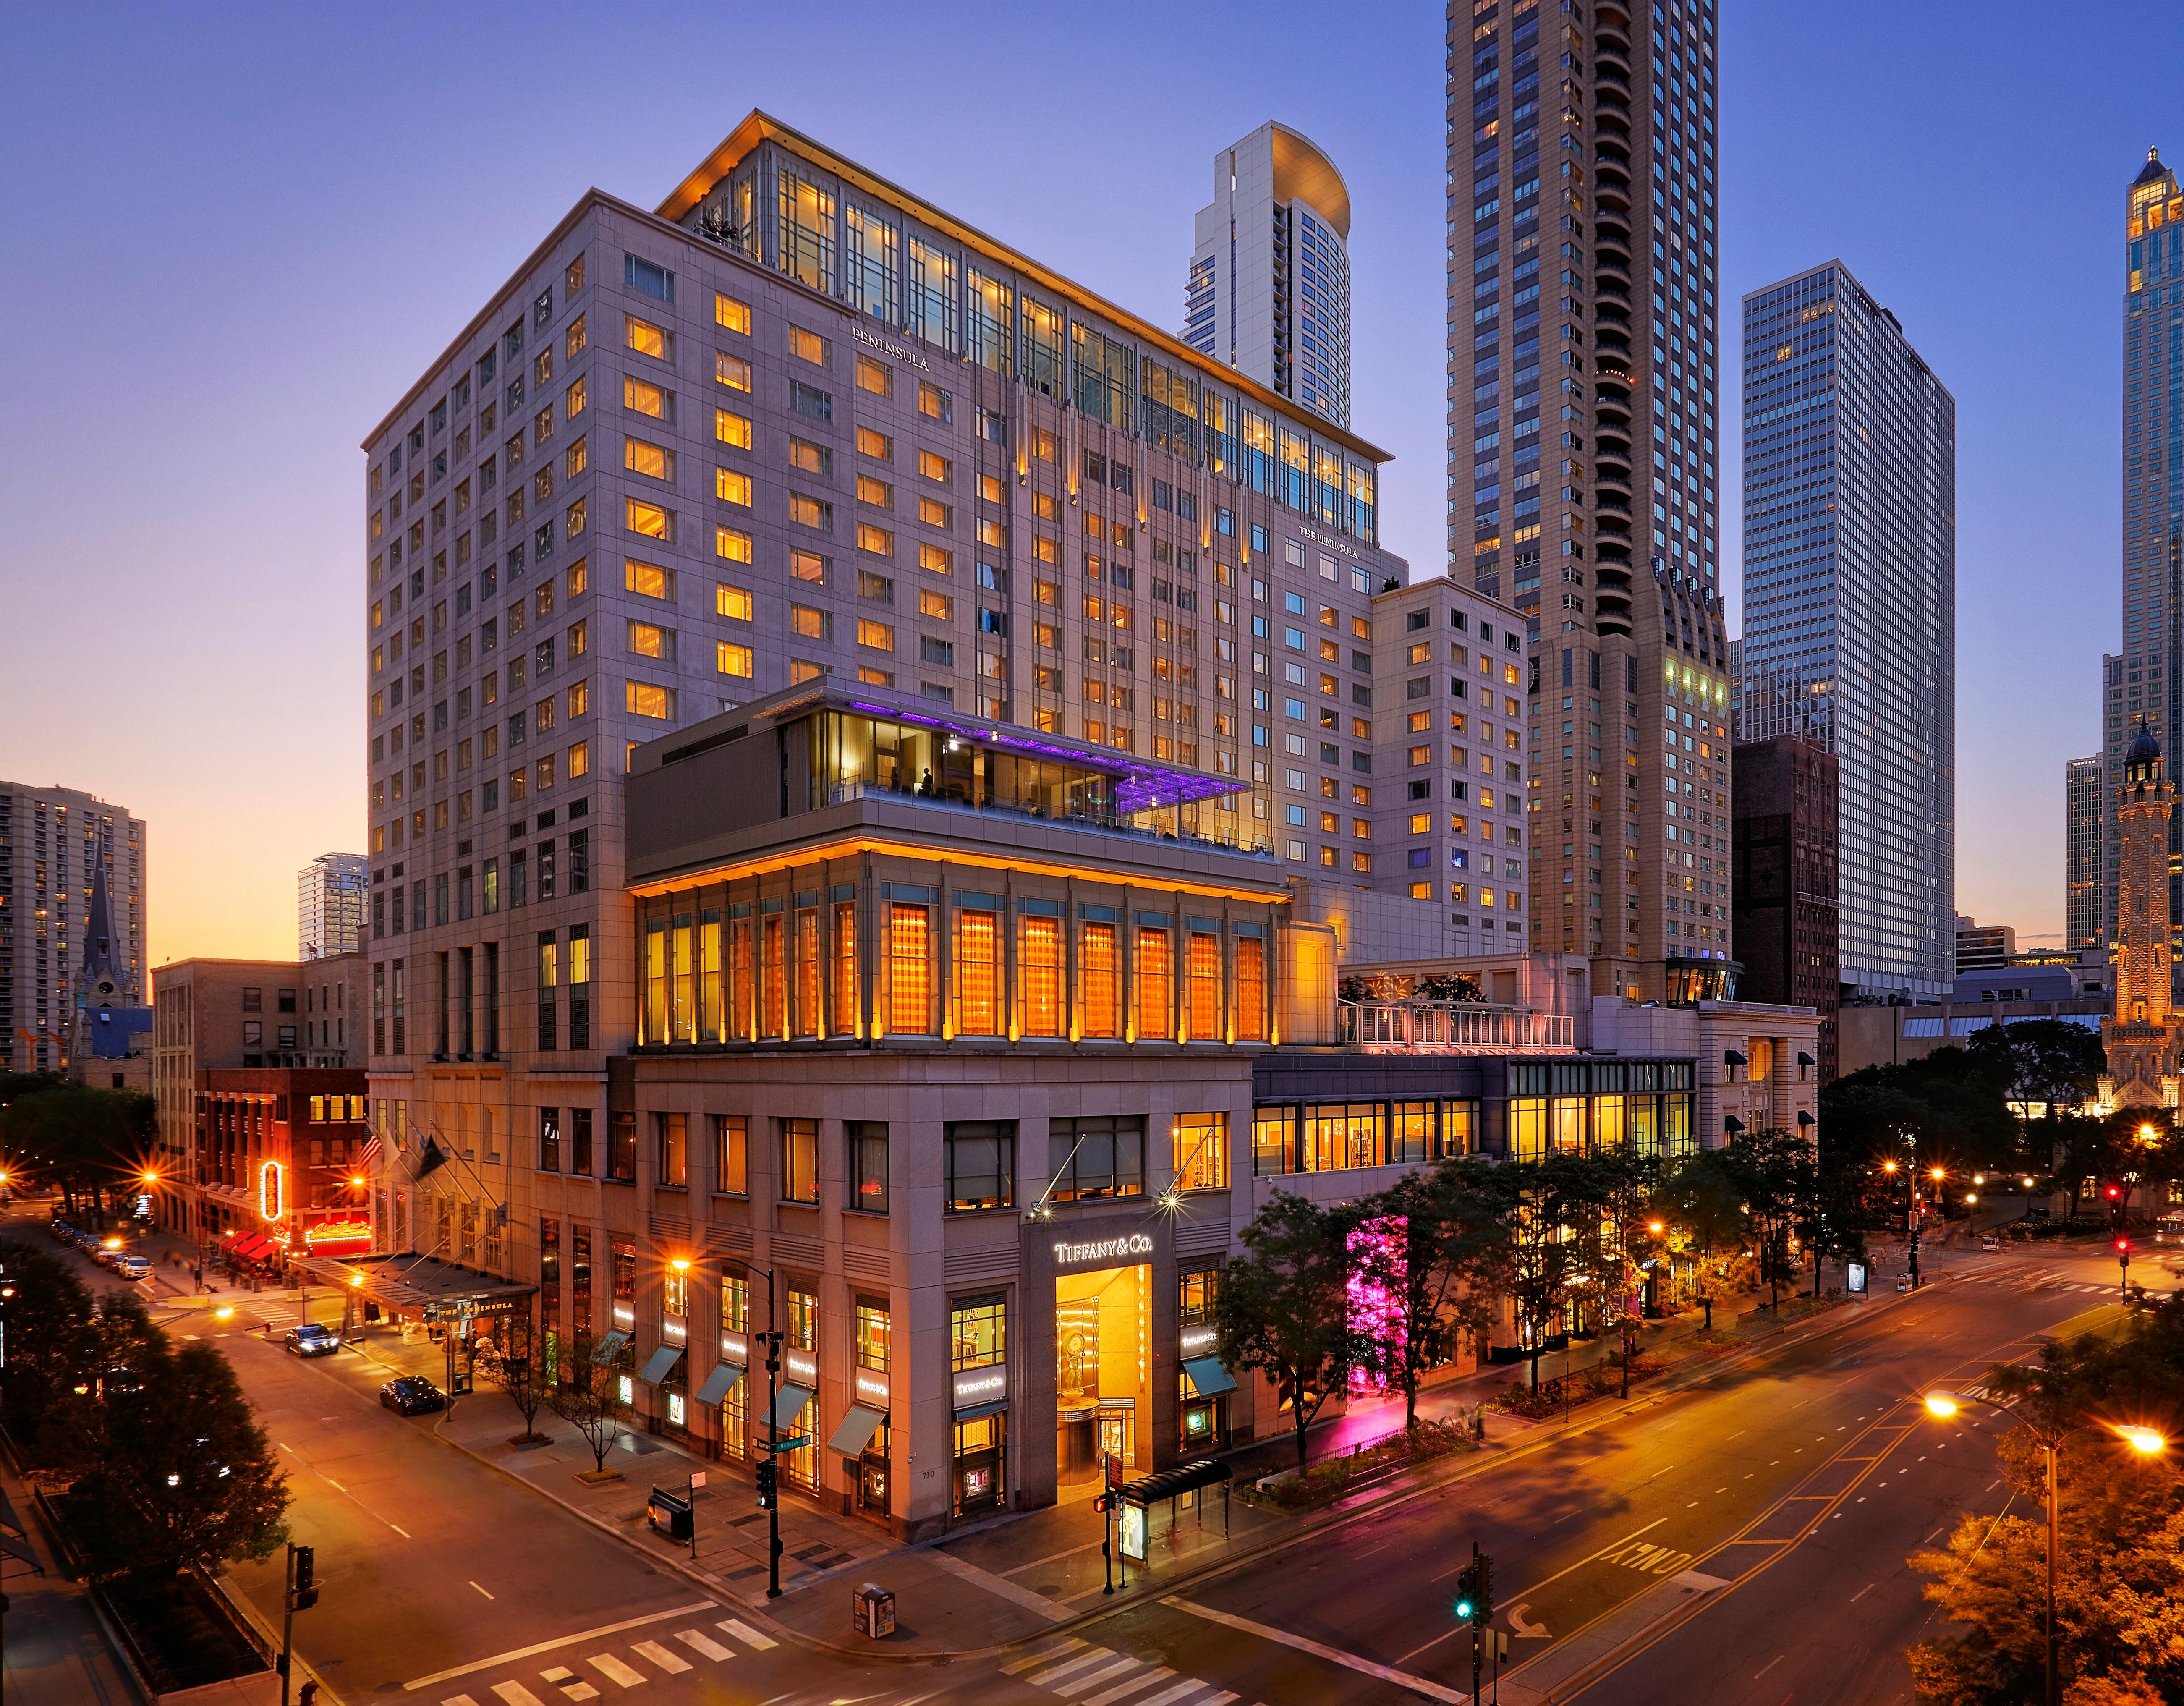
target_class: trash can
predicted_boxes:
[646,1487,693,1542]
[853,1583,895,1639]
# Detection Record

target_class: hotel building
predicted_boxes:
[1447,0,1735,1004]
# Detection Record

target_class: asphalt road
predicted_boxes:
[12,1203,2153,1706]
[995,1243,2145,1706]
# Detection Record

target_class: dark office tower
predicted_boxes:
[1448,0,1731,1004]
[1740,261,1956,999]
[2110,150,2184,986]
[1730,736,1839,1082]
[2065,754,2106,955]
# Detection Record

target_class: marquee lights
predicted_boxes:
[259,1160,284,1222]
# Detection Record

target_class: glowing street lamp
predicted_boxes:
[1917,1391,2168,1706]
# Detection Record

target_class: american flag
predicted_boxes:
[359,1133,383,1170]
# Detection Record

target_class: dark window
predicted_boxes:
[624,254,674,303]
[848,1121,888,1214]
[539,1107,562,1171]
[606,1112,636,1181]
[1046,1116,1145,1202]
[570,1107,594,1175]
[945,1121,1015,1212]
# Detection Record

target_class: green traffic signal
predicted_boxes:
[1455,1598,1475,1620]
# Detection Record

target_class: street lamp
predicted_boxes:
[1919,1392,2168,1706]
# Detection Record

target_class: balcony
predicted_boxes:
[1339,1001,1577,1054]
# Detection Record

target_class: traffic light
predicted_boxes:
[2117,1235,2133,1266]
[1474,1551,1495,1627]
[754,1458,778,1510]
[291,1545,319,1611]
[2107,1185,2127,1231]
[1453,1561,1478,1623]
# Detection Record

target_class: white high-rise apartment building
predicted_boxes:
[1739,260,1956,998]
[299,852,369,960]
[0,784,146,1073]
[1183,123,1352,428]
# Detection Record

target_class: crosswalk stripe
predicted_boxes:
[716,1619,777,1651]
[1058,1656,1146,1697]
[1083,1666,1177,1705]
[492,1686,546,1706]
[586,1656,647,1687]
[1031,1649,1123,1687]
[672,1630,732,1662]
[1129,1683,1222,1706]
[628,1642,689,1675]
[1004,1639,1088,1676]
[443,1695,482,1706]
[535,1675,598,1705]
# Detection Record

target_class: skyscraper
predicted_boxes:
[2111,149,2184,983]
[1184,123,1352,428]
[2065,754,2106,954]
[298,851,369,960]
[1740,260,1956,998]
[1448,0,1733,1001]
[0,783,146,1073]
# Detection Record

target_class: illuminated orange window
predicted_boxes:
[643,923,666,1046]
[955,909,1000,1035]
[729,918,753,1041]
[761,916,786,1039]
[1135,927,1172,1041]
[699,916,722,1042]
[1186,934,1222,1041]
[888,904,931,1034]
[1235,937,1267,1042]
[1019,915,1062,1037]
[1080,922,1119,1038]
[672,913,694,1043]
[795,908,821,1037]
[831,901,858,1036]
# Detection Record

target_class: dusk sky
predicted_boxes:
[3,2,2175,966]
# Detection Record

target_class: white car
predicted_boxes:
[1980,1236,2001,1252]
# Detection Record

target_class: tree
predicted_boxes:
[1594,1153,1664,1397]
[1907,1298,2184,1703]
[1213,1192,1360,1473]
[1719,1128,1809,1311]
[60,1337,289,1584]
[1417,973,1486,1004]
[1502,1154,1619,1389]
[0,1083,157,1220]
[0,1237,98,1440]
[551,1328,631,1475]
[1793,1137,1872,1296]
[1349,1159,1516,1429]
[1823,1049,2027,1175]
[1963,1018,2106,1123]
[480,1310,555,1444]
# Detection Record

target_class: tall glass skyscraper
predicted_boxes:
[2066,753,2106,954]
[1447,0,1735,1001]
[2109,149,2184,980]
[1739,260,1955,998]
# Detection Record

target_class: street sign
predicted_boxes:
[768,1436,810,1453]
[1104,1452,1124,1492]
[690,1471,707,1488]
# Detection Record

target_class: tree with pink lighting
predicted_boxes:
[1349,1159,1518,1430]
[1212,1191,1363,1474]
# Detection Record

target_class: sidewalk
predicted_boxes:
[0,1450,139,1706]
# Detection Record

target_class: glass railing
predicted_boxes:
[823,779,1274,860]
[1338,1001,1577,1052]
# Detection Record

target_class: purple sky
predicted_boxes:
[2,2,2174,963]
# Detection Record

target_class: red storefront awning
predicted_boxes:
[231,1232,272,1260]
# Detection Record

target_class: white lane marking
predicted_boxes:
[670,1630,730,1661]
[1082,1667,1177,1706]
[1163,1597,1473,1704]
[442,1696,481,1706]
[492,1686,545,1706]
[1029,1650,1121,1688]
[401,1604,718,1691]
[325,1478,347,1491]
[1851,1581,1876,1603]
[1755,1654,1785,1679]
[1003,1639,1088,1675]
[1133,1685,1231,1706]
[716,1619,777,1651]
[628,1642,688,1675]
[471,1581,495,1599]
[586,1655,647,1688]
[390,1524,411,1537]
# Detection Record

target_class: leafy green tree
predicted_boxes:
[59,1335,289,1584]
[1349,1158,1517,1429]
[1501,1154,1620,1388]
[0,1083,156,1219]
[0,1237,97,1439]
[1823,1048,2025,1174]
[1417,973,1486,1003]
[1719,1128,1810,1311]
[1908,1298,2184,1703]
[1213,1191,1361,1472]
[1594,1152,1665,1396]
[1963,1018,2106,1118]
[1793,1137,1873,1295]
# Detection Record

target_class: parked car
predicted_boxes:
[380,1375,445,1415]
[115,1255,154,1282]
[1980,1235,2002,1252]
[285,1323,342,1358]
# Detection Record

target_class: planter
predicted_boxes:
[575,1467,626,1484]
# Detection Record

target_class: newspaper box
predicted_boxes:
[853,1582,896,1639]
[646,1486,693,1541]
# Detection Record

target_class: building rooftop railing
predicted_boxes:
[823,779,1275,862]
[1338,1000,1577,1053]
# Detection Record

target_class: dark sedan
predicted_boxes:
[379,1375,445,1415]
[285,1322,342,1358]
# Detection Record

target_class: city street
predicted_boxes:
[13,1203,2156,1706]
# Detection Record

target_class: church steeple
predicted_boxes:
[79,829,123,1010]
